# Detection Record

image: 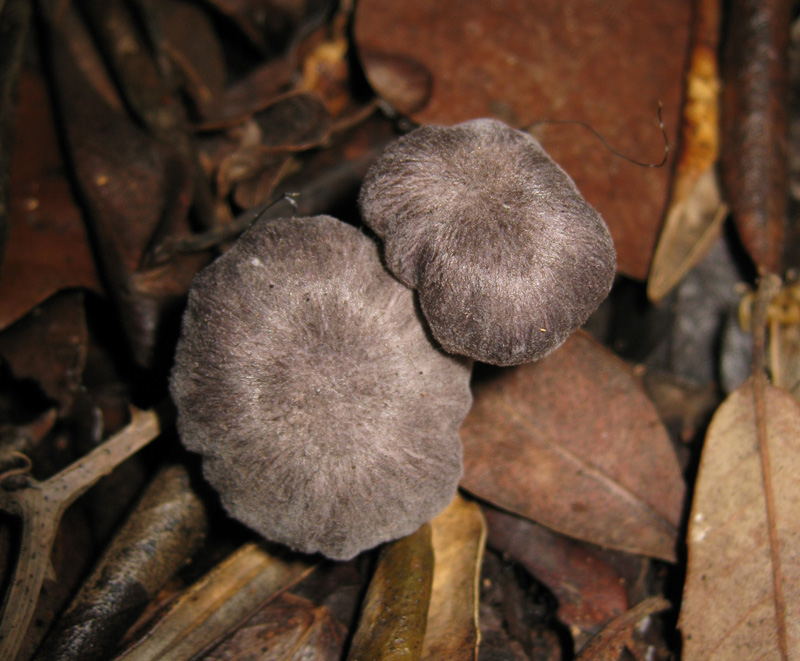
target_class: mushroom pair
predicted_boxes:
[170,119,616,559]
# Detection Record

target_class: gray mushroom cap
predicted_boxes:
[170,215,472,560]
[358,119,616,366]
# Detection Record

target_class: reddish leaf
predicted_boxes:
[721,0,792,275]
[460,331,685,561]
[353,0,691,280]
[484,507,628,635]
[0,291,87,412]
[0,72,101,330]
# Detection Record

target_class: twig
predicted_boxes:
[0,408,161,661]
[750,273,788,660]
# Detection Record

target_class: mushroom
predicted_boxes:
[358,118,616,366]
[170,215,472,560]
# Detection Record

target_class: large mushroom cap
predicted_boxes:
[358,118,616,366]
[170,215,472,560]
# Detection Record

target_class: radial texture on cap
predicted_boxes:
[170,215,472,560]
[358,119,616,366]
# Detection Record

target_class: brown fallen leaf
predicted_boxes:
[679,379,800,658]
[161,1,226,122]
[348,524,433,660]
[353,0,691,280]
[0,0,32,267]
[483,507,628,636]
[460,331,685,561]
[357,49,432,116]
[721,0,792,275]
[577,595,671,660]
[116,543,315,661]
[42,4,199,367]
[0,291,88,413]
[648,0,726,302]
[0,71,101,330]
[422,494,486,661]
[203,592,346,661]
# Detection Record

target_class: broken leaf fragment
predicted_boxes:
[116,543,315,660]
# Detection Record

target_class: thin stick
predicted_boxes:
[750,273,788,661]
[0,409,161,661]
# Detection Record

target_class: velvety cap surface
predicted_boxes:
[170,215,472,559]
[359,119,616,365]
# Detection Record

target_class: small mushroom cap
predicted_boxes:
[358,118,616,366]
[170,215,472,560]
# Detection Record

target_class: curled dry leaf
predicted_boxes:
[460,331,685,561]
[34,464,207,661]
[422,494,486,660]
[348,524,434,660]
[43,6,198,367]
[357,49,432,116]
[648,0,727,302]
[116,543,315,661]
[721,0,792,275]
[680,380,800,658]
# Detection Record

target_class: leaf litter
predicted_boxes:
[0,0,798,659]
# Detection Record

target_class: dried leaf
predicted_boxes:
[680,380,800,657]
[34,464,207,661]
[648,0,726,302]
[348,524,433,660]
[460,331,685,561]
[0,291,88,412]
[721,0,792,275]
[253,91,333,150]
[203,592,346,660]
[161,0,226,121]
[358,49,432,116]
[0,71,100,330]
[421,494,486,660]
[0,0,32,267]
[577,596,671,660]
[484,507,628,635]
[116,543,315,661]
[353,0,691,280]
